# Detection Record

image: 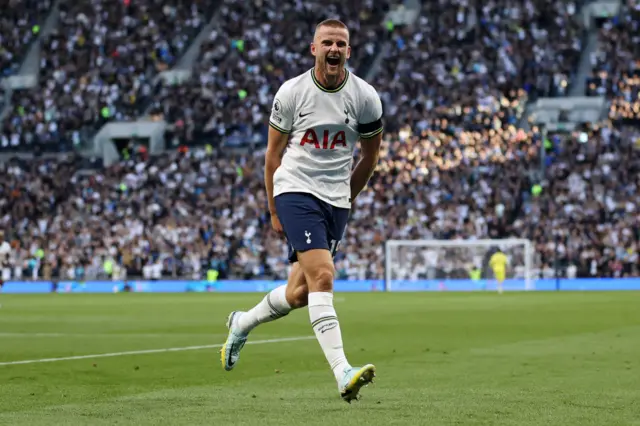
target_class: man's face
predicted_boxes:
[311,26,351,78]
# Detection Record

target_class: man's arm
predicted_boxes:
[265,126,290,215]
[350,132,383,202]
[352,86,384,203]
[265,83,295,215]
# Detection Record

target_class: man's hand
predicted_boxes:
[350,132,383,202]
[271,213,284,234]
[348,201,356,220]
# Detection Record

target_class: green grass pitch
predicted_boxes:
[0,292,639,425]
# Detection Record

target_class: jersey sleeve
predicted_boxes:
[269,83,295,134]
[357,86,384,139]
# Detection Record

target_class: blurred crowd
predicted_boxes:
[0,0,638,283]
[587,2,640,124]
[0,150,279,282]
[2,0,210,151]
[535,124,640,279]
[376,0,584,137]
[1,120,637,282]
[0,0,52,77]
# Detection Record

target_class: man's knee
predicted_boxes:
[298,249,336,292]
[306,263,335,293]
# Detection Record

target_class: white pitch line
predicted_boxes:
[0,332,226,338]
[0,333,72,337]
[0,335,314,366]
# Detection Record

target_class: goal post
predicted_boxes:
[384,239,535,292]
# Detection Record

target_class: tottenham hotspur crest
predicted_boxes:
[305,231,311,244]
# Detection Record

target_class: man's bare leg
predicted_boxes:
[297,249,375,402]
[236,262,308,333]
[297,249,350,379]
[285,262,309,308]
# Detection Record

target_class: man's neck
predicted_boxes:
[314,67,346,89]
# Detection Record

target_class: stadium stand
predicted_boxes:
[586,3,640,126]
[586,3,639,96]
[375,0,585,137]
[0,0,638,282]
[0,0,53,77]
[1,0,211,152]
[531,124,639,279]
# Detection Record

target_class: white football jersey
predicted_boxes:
[269,68,383,209]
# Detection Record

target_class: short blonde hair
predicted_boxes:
[314,19,350,42]
[315,19,349,32]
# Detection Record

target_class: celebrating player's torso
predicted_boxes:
[269,68,383,209]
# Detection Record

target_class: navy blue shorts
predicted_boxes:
[274,192,350,263]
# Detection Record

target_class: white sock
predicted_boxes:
[237,285,292,334]
[308,292,350,382]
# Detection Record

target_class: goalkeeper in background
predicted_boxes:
[489,248,508,294]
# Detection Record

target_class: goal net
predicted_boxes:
[384,239,536,292]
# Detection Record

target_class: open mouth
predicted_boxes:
[326,56,340,66]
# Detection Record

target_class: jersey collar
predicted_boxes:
[311,68,349,93]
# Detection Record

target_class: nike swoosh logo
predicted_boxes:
[319,322,338,334]
[299,112,312,117]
